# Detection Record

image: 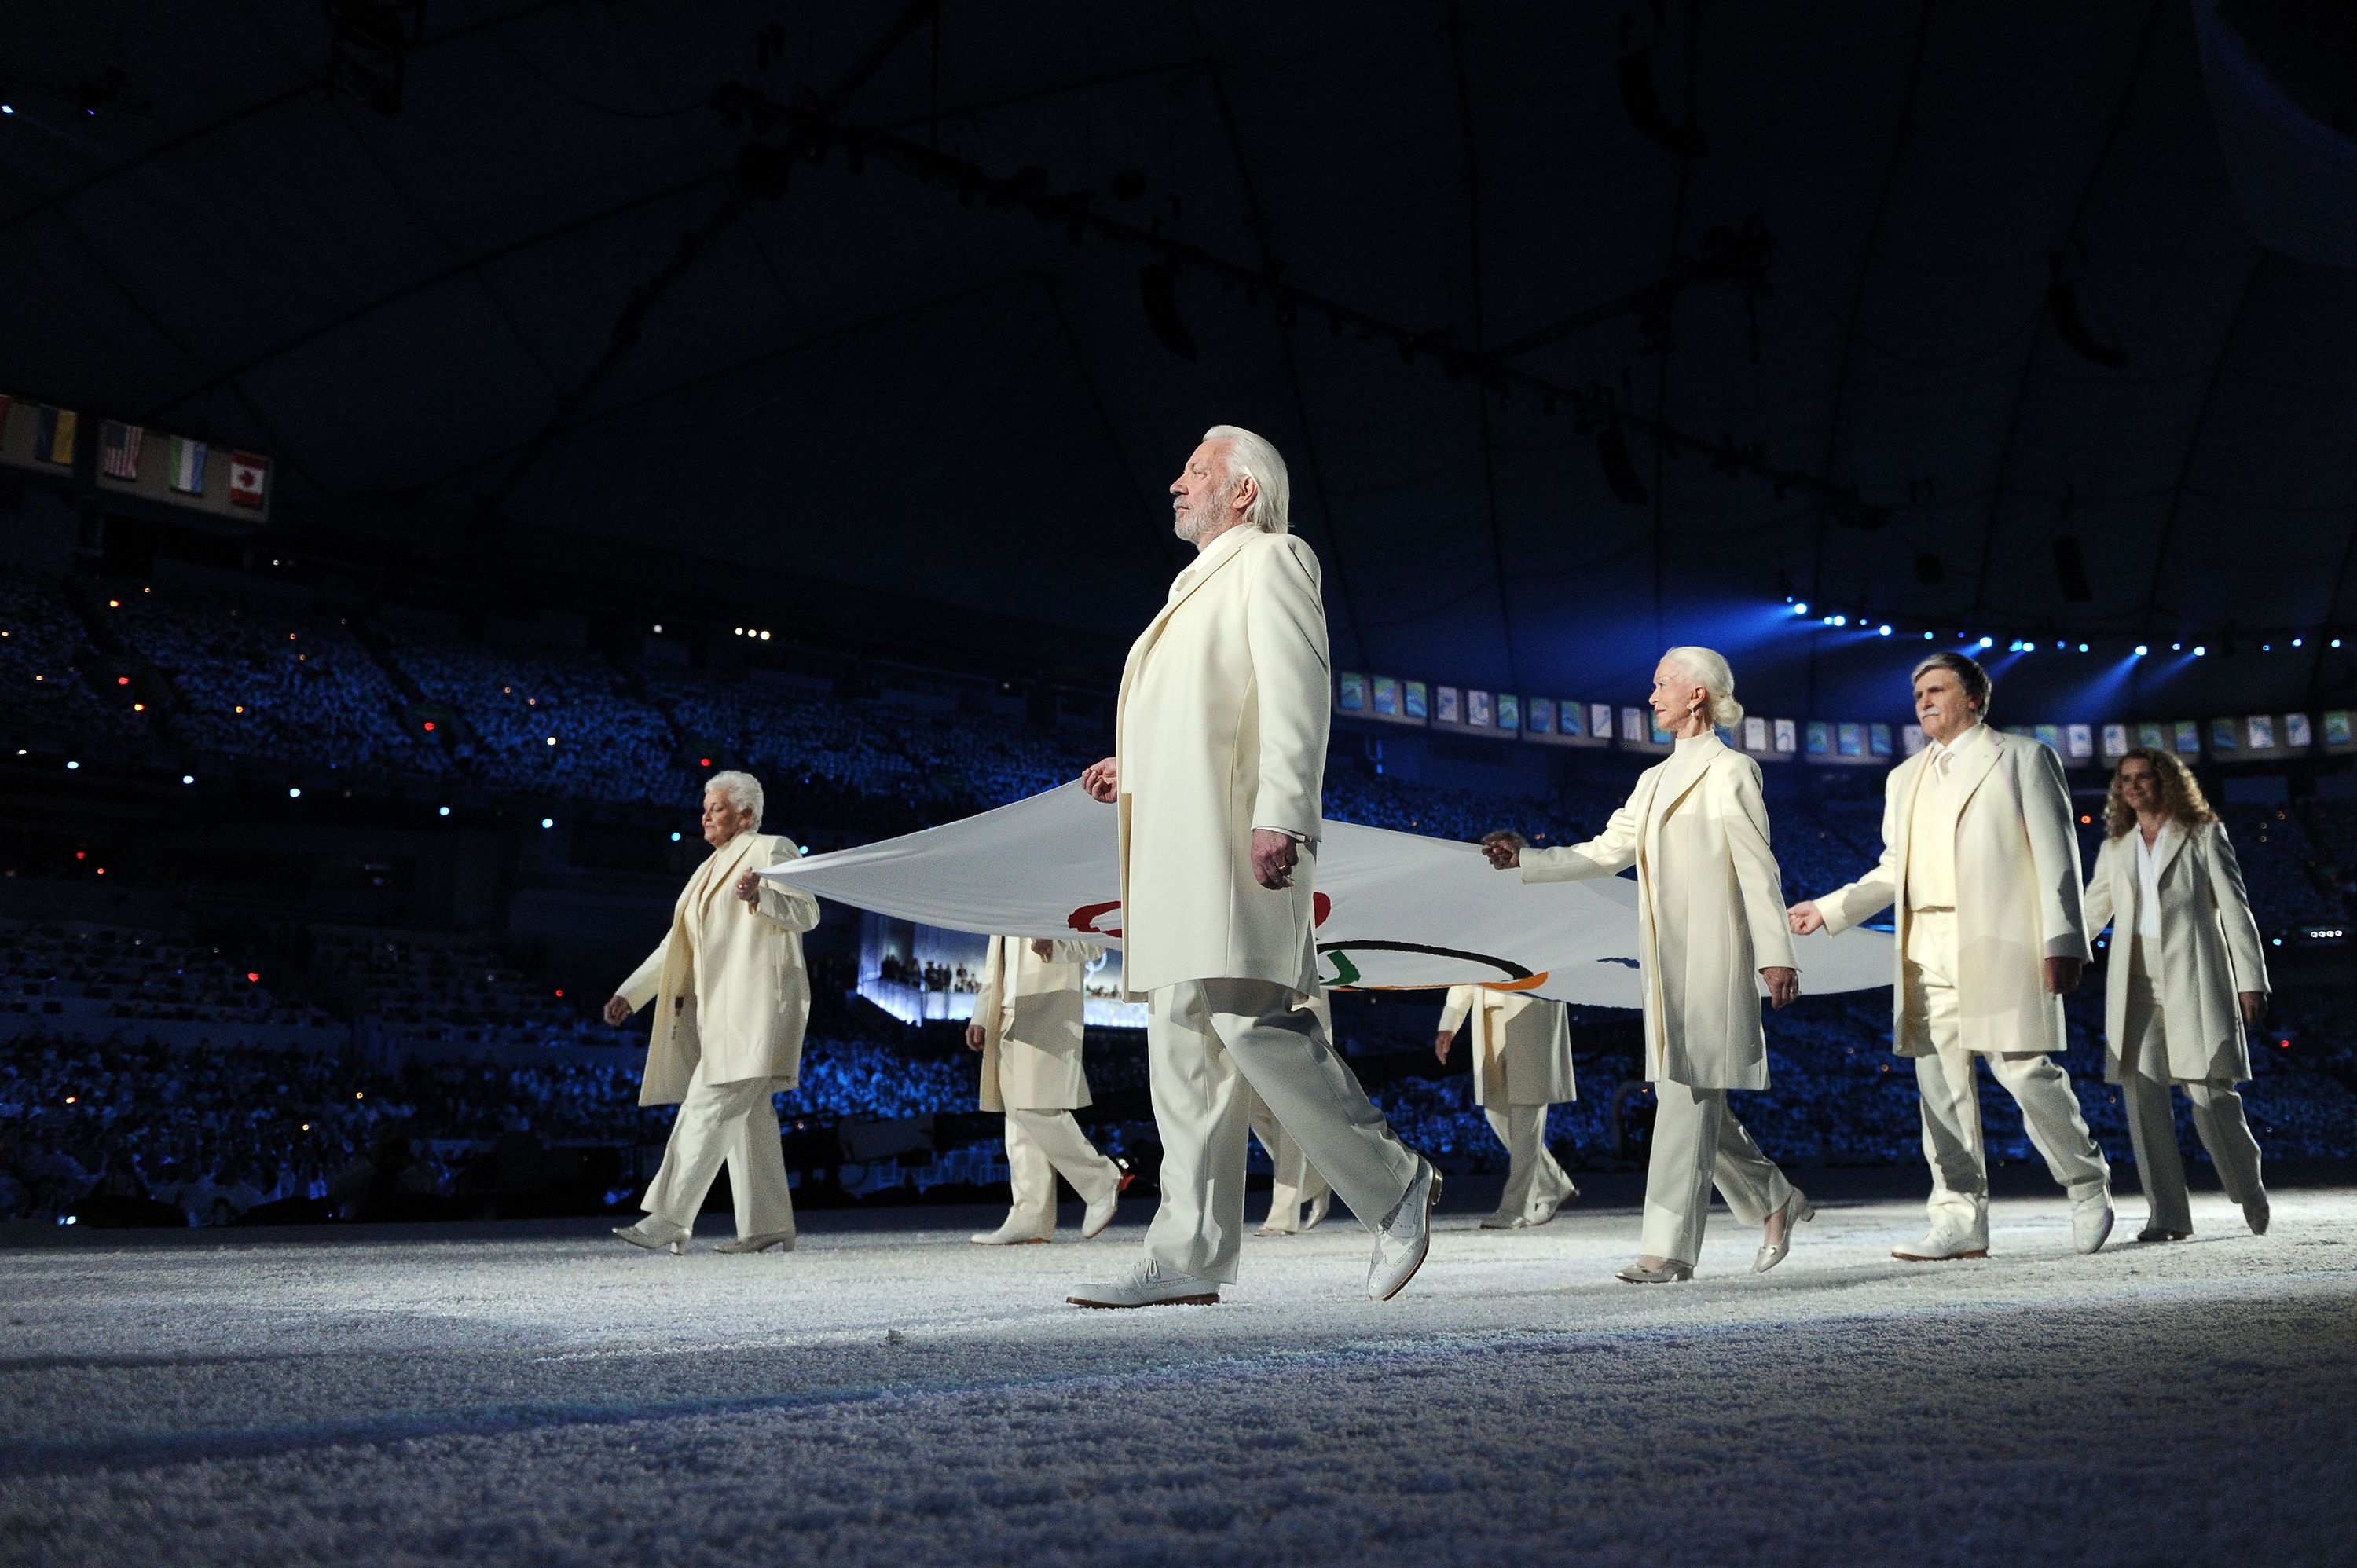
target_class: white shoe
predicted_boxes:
[613,1218,691,1255]
[2244,1192,2271,1236]
[1893,1225,1987,1262]
[1254,1217,1299,1237]
[714,1230,794,1254]
[1532,1184,1578,1225]
[2072,1192,2116,1255]
[1478,1211,1523,1230]
[970,1221,1050,1246]
[1066,1258,1220,1308]
[1303,1192,1330,1231]
[1080,1172,1131,1240]
[1753,1189,1814,1273]
[1367,1159,1442,1302]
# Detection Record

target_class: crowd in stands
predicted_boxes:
[876,956,980,993]
[4,921,335,1031]
[0,574,142,742]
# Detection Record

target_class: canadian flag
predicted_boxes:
[227,451,270,507]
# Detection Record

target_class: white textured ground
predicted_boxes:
[2,1183,2353,1567]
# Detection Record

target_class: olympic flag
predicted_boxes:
[761,782,1892,1009]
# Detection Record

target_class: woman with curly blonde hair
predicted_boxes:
[2083,748,2271,1241]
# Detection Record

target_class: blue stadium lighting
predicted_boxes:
[1831,614,1848,627]
[288,786,301,798]
[2194,646,2207,658]
[181,774,194,785]
[1877,624,1892,636]
[2262,643,2272,652]
[1922,631,1934,640]
[541,817,555,830]
[65,760,79,771]
[2294,638,2304,647]
[1977,636,1993,649]
[2077,643,2089,653]
[2172,642,2183,651]
[437,805,450,817]
[2,105,13,115]
[2055,640,2066,651]
[670,831,683,841]
[1792,602,1809,615]
[2135,645,2148,657]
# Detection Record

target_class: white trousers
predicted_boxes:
[1143,979,1419,1284]
[1003,1106,1123,1237]
[1640,1081,1792,1265]
[641,1063,794,1239]
[1905,911,2109,1241]
[1248,1090,1332,1233]
[2120,960,2264,1233]
[1484,1103,1577,1223]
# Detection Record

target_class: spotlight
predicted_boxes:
[2262,643,2272,652]
[1877,624,1892,636]
[288,786,302,798]
[438,805,450,817]
[2,106,13,115]
[65,760,79,770]
[2077,643,2089,653]
[541,817,554,829]
[2055,640,2066,651]
[1977,636,1993,649]
[2294,638,2304,648]
[1922,631,1934,640]
[181,774,194,784]
[2194,645,2207,657]
[1831,615,1847,627]
[670,831,682,842]
[1793,602,1809,615]
[2134,645,2148,657]
[2172,643,2183,651]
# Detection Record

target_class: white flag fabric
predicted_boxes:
[762,782,1892,1009]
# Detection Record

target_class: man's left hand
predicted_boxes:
[2240,990,2267,1028]
[1252,829,1299,890]
[1761,967,1800,1009]
[2044,955,2084,996]
[1030,938,1056,960]
[734,870,762,905]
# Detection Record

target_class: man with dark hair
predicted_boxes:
[1789,654,2114,1261]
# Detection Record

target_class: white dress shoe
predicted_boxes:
[2244,1192,2271,1236]
[2073,1192,2117,1255]
[1303,1192,1330,1231]
[1478,1212,1524,1230]
[1366,1159,1442,1302]
[613,1218,691,1255]
[970,1221,1050,1246]
[715,1230,794,1254]
[1616,1258,1694,1284]
[1752,1189,1815,1273]
[1065,1258,1220,1308]
[1080,1176,1129,1240]
[1892,1225,1988,1262]
[1254,1216,1299,1237]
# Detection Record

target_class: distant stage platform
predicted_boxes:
[3,1178,2353,1566]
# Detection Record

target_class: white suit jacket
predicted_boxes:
[1113,524,1328,998]
[1437,986,1577,1107]
[1519,733,1794,1090]
[972,935,1103,1112]
[2084,820,2269,1084]
[1815,724,2089,1057]
[618,830,820,1105]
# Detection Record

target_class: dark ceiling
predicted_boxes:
[5,1,2353,722]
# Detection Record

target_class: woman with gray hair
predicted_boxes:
[1486,647,1809,1281]
[604,771,820,1255]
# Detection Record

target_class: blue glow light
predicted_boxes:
[670,831,683,842]
[2134,644,2148,657]
[2294,638,2305,648]
[1977,636,1993,649]
[2077,643,2089,653]
[288,786,301,798]
[1831,614,1848,627]
[1877,624,1892,636]
[1923,631,1934,640]
[437,805,450,817]
[1793,602,1809,615]
[2194,646,2207,658]
[541,817,555,830]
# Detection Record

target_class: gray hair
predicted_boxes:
[1662,645,1745,730]
[1201,424,1292,534]
[1910,651,1992,720]
[704,770,764,829]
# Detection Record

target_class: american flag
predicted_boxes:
[101,420,145,481]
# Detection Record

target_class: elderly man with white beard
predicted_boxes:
[604,771,819,1256]
[1066,425,1439,1308]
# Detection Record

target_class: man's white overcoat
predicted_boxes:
[1437,986,1577,1107]
[1113,524,1328,998]
[973,936,1102,1112]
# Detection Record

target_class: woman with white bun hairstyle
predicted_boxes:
[1485,647,1808,1281]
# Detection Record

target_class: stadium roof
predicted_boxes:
[5,1,2354,720]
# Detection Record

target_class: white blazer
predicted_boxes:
[1519,733,1795,1090]
[617,830,820,1105]
[1437,986,1577,1107]
[1815,724,2089,1057]
[1113,524,1328,998]
[2084,820,2270,1084]
[972,935,1103,1112]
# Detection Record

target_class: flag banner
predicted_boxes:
[100,420,144,480]
[227,450,269,507]
[168,435,207,494]
[763,782,1893,1007]
[36,406,77,465]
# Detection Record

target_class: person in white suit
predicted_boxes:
[1488,647,1806,1282]
[964,934,1129,1245]
[1435,958,1580,1228]
[2082,749,2271,1241]
[1790,652,2115,1261]
[604,772,819,1255]
[1068,425,1439,1308]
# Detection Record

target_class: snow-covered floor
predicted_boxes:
[2,1181,2352,1566]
